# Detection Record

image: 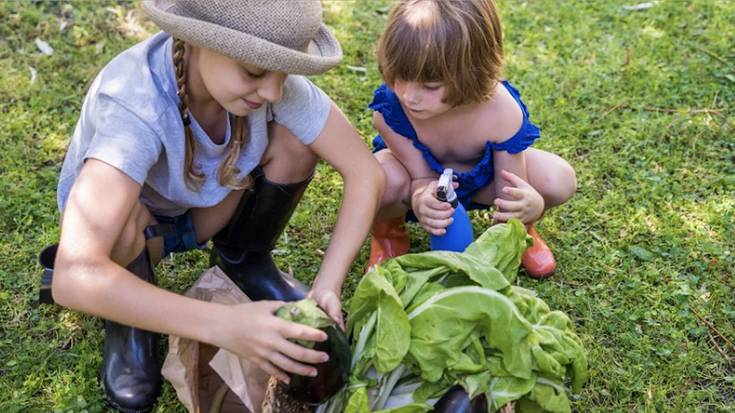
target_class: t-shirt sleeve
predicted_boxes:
[270,75,332,145]
[84,95,162,185]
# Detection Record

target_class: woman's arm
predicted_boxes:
[54,159,328,381]
[306,103,385,300]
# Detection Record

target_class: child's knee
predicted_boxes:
[545,161,576,207]
[561,161,577,199]
[559,161,577,200]
[111,202,156,266]
[386,168,410,204]
[377,153,410,206]
[264,123,317,181]
[270,123,317,164]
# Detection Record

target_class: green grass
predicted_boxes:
[1,0,733,411]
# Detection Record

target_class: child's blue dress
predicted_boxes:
[369,81,541,208]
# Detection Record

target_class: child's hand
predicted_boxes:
[213,301,329,384]
[412,180,457,236]
[308,287,345,330]
[492,170,544,224]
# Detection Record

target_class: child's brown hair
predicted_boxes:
[377,0,504,106]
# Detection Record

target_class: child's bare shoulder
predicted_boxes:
[478,81,524,144]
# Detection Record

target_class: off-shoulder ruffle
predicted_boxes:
[368,81,541,205]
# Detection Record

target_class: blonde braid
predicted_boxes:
[218,115,252,190]
[173,38,205,190]
[173,38,251,191]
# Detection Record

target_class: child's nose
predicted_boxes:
[257,73,287,102]
[400,85,420,105]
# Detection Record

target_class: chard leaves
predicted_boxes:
[465,219,532,283]
[325,220,587,413]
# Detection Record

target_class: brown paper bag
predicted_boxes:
[162,266,270,413]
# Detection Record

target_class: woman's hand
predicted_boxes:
[308,287,344,330]
[212,301,329,384]
[492,169,544,224]
[412,180,458,236]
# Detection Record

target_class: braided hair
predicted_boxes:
[172,38,252,191]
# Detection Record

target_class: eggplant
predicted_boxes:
[431,385,488,413]
[276,300,352,405]
[286,324,351,404]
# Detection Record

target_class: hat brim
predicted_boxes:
[142,0,342,75]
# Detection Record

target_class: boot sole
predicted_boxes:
[100,372,155,413]
[525,268,556,279]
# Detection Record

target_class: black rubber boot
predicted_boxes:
[100,248,161,413]
[38,244,57,304]
[211,168,310,302]
[38,243,161,411]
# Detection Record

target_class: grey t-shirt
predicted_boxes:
[58,32,331,216]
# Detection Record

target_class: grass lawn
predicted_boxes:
[1,0,733,411]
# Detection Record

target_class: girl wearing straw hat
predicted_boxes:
[47,0,385,411]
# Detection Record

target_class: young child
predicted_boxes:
[367,0,576,278]
[49,0,384,411]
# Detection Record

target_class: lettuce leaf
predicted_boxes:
[465,219,532,283]
[348,267,411,373]
[322,220,587,413]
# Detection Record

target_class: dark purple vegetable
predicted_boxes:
[286,324,351,405]
[431,385,488,413]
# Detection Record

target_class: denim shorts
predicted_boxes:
[148,210,208,258]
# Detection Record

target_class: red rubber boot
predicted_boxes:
[521,224,556,279]
[366,217,410,270]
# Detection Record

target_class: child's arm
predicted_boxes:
[374,112,455,235]
[489,89,544,223]
[306,102,386,325]
[54,159,328,382]
[492,152,543,223]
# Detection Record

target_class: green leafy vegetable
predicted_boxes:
[318,220,588,413]
[464,219,532,283]
[276,298,333,348]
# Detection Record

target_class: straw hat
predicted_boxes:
[142,0,343,75]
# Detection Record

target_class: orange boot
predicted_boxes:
[521,224,556,279]
[366,217,410,270]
